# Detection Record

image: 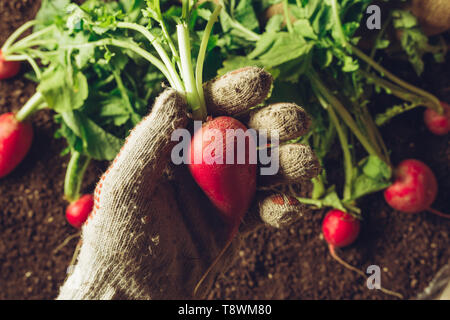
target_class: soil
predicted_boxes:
[0,0,449,300]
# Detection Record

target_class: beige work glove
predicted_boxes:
[57,67,320,300]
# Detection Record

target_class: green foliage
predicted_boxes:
[9,0,443,211]
[392,9,447,75]
[351,156,392,200]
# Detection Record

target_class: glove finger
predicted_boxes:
[203,67,273,116]
[247,102,311,142]
[91,89,188,218]
[239,188,311,235]
[258,143,321,188]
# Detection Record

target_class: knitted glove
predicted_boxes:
[57,67,320,300]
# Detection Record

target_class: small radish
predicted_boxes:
[188,116,257,237]
[424,102,450,135]
[0,50,20,80]
[0,112,33,178]
[66,194,94,228]
[322,209,403,298]
[188,116,257,295]
[384,159,450,218]
[322,209,360,248]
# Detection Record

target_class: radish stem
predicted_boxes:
[64,151,91,203]
[350,45,442,114]
[116,22,184,92]
[283,0,293,34]
[1,20,39,53]
[7,25,56,53]
[178,23,205,120]
[315,92,353,201]
[15,92,45,122]
[195,5,222,114]
[309,71,379,157]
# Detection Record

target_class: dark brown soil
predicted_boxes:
[0,0,449,300]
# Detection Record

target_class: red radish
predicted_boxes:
[0,50,20,80]
[66,194,94,228]
[188,116,257,237]
[321,209,403,298]
[0,112,33,178]
[424,102,450,135]
[322,209,360,248]
[384,159,450,218]
[189,116,257,295]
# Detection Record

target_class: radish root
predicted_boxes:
[427,208,450,219]
[328,244,404,299]
[193,236,235,297]
[53,231,81,254]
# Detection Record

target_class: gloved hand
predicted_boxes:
[57,67,320,300]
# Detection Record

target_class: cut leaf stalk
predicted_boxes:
[64,151,91,203]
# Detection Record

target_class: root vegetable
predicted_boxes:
[424,102,450,135]
[0,112,33,178]
[66,194,94,229]
[322,209,360,248]
[384,159,436,213]
[322,209,403,299]
[189,116,257,295]
[384,159,450,218]
[0,50,20,80]
[188,116,257,237]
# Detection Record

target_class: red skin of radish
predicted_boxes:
[0,112,33,178]
[66,194,94,228]
[424,102,450,135]
[0,50,20,80]
[322,209,360,248]
[384,159,437,213]
[188,116,257,236]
